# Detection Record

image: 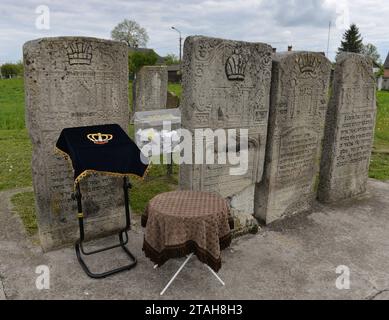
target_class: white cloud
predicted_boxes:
[0,0,388,63]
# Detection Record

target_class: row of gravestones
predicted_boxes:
[23,36,376,251]
[179,36,377,225]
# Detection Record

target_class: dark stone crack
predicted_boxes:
[0,275,7,300]
[366,286,389,300]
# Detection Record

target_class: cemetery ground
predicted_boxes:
[1,78,389,299]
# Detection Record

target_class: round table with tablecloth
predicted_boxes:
[141,190,234,272]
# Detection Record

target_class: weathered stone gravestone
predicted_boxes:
[23,37,129,251]
[318,53,376,202]
[166,90,180,108]
[180,36,273,218]
[255,52,332,224]
[134,66,168,112]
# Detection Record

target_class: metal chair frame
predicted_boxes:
[73,177,137,279]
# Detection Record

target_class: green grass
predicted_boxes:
[168,82,182,98]
[0,78,25,129]
[374,91,389,152]
[0,129,32,191]
[369,91,389,181]
[11,191,38,236]
[130,164,178,213]
[369,153,389,180]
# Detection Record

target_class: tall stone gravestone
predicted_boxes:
[180,36,273,215]
[134,66,168,112]
[23,37,129,251]
[255,52,332,224]
[318,53,376,202]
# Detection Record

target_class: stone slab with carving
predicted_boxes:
[23,37,129,251]
[318,53,376,202]
[134,66,168,112]
[180,36,273,216]
[255,52,332,224]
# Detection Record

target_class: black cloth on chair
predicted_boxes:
[55,123,147,279]
[56,123,149,185]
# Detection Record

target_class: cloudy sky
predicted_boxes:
[1,0,388,63]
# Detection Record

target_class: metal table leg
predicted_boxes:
[158,254,225,296]
[160,254,194,296]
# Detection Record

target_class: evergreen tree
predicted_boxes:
[338,24,364,54]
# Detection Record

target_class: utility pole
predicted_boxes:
[327,21,332,58]
[171,26,182,63]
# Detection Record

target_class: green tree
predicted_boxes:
[129,50,158,74]
[376,65,384,77]
[338,24,364,54]
[164,53,180,65]
[362,43,381,65]
[111,19,149,48]
[1,62,23,78]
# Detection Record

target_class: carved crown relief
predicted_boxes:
[182,37,272,129]
[296,53,321,77]
[276,53,331,125]
[66,42,93,65]
[225,49,248,81]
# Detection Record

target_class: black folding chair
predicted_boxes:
[56,124,149,279]
[73,177,137,279]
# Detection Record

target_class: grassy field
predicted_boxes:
[11,191,38,236]
[0,78,388,236]
[0,129,32,190]
[0,78,25,129]
[369,91,389,180]
[374,91,389,152]
[167,82,182,98]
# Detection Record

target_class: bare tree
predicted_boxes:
[362,43,381,65]
[111,19,149,48]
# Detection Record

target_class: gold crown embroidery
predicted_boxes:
[87,133,113,145]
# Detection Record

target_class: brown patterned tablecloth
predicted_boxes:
[141,191,233,272]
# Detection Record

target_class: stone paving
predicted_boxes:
[0,180,389,300]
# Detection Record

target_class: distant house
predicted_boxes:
[383,52,389,90]
[384,53,389,78]
[272,45,325,56]
[167,64,181,83]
